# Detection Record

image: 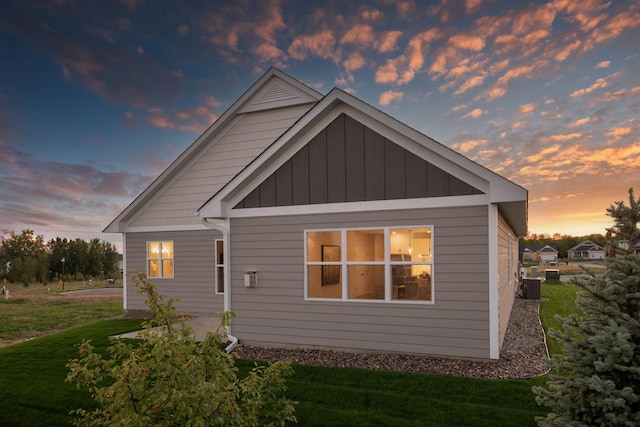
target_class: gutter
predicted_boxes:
[202,217,238,354]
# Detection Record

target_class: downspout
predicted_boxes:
[202,217,238,354]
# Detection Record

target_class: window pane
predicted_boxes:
[148,242,160,258]
[162,260,174,277]
[161,241,174,258]
[347,230,384,261]
[216,267,224,293]
[148,260,160,277]
[216,240,224,265]
[307,231,341,262]
[393,265,431,301]
[348,265,384,299]
[389,227,431,260]
[308,265,341,298]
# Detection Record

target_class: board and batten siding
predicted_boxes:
[125,230,223,314]
[129,104,313,228]
[497,212,518,348]
[229,205,491,359]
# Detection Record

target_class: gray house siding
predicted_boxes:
[125,229,223,314]
[229,205,491,359]
[497,212,517,348]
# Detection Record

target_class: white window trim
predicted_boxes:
[304,226,434,304]
[146,240,175,279]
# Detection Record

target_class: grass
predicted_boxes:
[0,281,585,426]
[0,280,123,343]
[539,283,581,355]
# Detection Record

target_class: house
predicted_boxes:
[105,68,528,360]
[536,245,559,264]
[568,240,605,260]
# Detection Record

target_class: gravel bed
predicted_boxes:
[235,297,549,379]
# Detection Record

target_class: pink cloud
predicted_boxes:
[343,52,366,73]
[288,30,338,62]
[379,90,404,106]
[340,25,375,47]
[451,138,489,152]
[570,72,622,97]
[594,60,610,69]
[453,75,485,95]
[378,31,403,53]
[569,117,590,127]
[519,103,536,114]
[462,108,488,119]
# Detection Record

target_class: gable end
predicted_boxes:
[234,113,484,209]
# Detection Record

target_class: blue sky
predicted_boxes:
[1,0,639,250]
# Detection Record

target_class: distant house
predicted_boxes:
[536,245,559,263]
[568,240,605,260]
[519,243,534,262]
[105,67,528,360]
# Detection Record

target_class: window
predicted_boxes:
[305,227,433,302]
[147,241,174,278]
[215,239,224,293]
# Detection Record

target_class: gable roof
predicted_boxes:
[197,85,528,235]
[569,240,604,252]
[104,68,322,233]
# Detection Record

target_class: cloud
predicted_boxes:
[379,90,404,106]
[0,141,152,232]
[378,31,403,53]
[570,71,622,97]
[462,108,488,119]
[605,127,632,137]
[340,24,375,47]
[451,138,489,152]
[198,0,286,64]
[374,29,441,85]
[569,117,590,127]
[519,103,536,114]
[342,52,366,74]
[543,133,582,142]
[454,75,485,95]
[144,96,221,133]
[288,30,339,62]
[595,60,610,69]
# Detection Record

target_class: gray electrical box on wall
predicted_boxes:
[244,271,257,288]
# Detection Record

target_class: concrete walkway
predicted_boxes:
[117,316,222,342]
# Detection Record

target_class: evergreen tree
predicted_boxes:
[533,189,640,426]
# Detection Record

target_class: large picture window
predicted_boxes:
[305,227,433,303]
[147,241,174,278]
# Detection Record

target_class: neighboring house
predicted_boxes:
[568,240,605,260]
[105,68,528,360]
[519,242,534,262]
[536,245,559,263]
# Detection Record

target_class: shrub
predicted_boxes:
[66,271,297,426]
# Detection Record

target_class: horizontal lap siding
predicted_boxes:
[230,205,491,359]
[125,230,223,314]
[130,104,311,228]
[497,212,517,348]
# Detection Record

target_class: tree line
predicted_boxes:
[0,230,120,285]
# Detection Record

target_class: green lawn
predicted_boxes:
[0,282,583,426]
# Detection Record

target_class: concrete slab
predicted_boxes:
[117,316,222,342]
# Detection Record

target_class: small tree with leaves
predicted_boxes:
[533,188,640,426]
[66,272,297,426]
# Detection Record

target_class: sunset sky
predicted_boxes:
[1,0,639,250]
